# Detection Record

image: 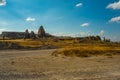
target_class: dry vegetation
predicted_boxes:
[0,39,43,47]
[0,38,120,57]
[52,47,120,57]
[52,41,120,57]
[0,39,120,80]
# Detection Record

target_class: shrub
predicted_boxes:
[52,48,120,57]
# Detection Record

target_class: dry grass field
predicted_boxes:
[0,39,120,80]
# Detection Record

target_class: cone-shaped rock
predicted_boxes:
[30,31,36,39]
[38,25,46,38]
[24,29,30,39]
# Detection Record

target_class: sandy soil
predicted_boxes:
[0,49,120,80]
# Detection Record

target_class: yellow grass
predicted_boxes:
[0,39,43,47]
[0,39,120,57]
[0,39,78,47]
[51,40,120,57]
[52,47,120,57]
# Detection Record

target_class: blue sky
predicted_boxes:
[0,0,120,41]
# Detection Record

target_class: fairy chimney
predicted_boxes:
[38,25,46,38]
[24,29,30,39]
[30,31,36,39]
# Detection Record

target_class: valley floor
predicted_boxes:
[0,49,120,80]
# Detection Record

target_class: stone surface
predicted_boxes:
[24,29,30,39]
[38,25,46,38]
[30,31,36,39]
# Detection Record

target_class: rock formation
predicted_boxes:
[96,36,101,41]
[30,31,36,39]
[1,26,54,39]
[85,36,101,41]
[38,25,46,38]
[0,25,103,42]
[103,37,110,42]
[24,29,30,39]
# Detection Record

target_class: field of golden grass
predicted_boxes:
[0,38,120,57]
[52,41,120,57]
[0,38,119,47]
[52,47,120,57]
[0,38,81,48]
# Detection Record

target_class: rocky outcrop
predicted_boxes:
[78,36,102,43]
[24,29,30,39]
[30,31,36,39]
[38,26,46,38]
[85,36,101,41]
[1,26,54,39]
[103,37,110,42]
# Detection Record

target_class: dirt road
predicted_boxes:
[0,49,120,80]
[0,49,56,58]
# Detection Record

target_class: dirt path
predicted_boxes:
[0,49,56,58]
[0,49,120,80]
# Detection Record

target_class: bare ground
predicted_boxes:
[0,49,120,80]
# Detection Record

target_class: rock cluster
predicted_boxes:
[1,25,105,42]
[23,25,53,39]
[1,25,53,39]
[79,35,102,42]
[85,36,101,41]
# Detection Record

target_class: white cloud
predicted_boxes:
[76,3,83,7]
[0,0,6,6]
[26,17,36,22]
[81,23,90,27]
[106,0,120,10]
[99,30,105,35]
[109,16,120,23]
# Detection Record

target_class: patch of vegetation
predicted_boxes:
[52,48,120,57]
[0,39,120,55]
